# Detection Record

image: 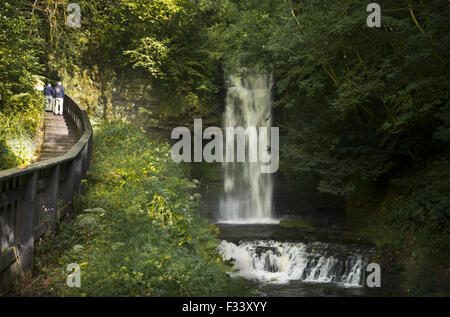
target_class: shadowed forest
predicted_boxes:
[0,0,449,297]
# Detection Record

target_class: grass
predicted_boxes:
[18,120,252,297]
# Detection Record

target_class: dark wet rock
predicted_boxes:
[255,246,281,257]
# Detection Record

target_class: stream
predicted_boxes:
[209,72,387,297]
[216,224,383,296]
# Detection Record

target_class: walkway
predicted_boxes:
[38,111,80,161]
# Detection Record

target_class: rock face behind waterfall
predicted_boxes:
[218,72,274,223]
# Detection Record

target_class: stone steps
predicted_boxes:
[37,112,81,162]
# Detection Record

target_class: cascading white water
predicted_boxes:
[219,240,367,286]
[218,72,275,223]
[216,72,368,290]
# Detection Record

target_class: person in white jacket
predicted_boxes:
[53,82,65,115]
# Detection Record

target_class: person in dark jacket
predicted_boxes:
[53,82,65,115]
[44,83,54,112]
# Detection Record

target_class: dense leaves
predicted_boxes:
[207,0,450,250]
[58,122,250,296]
[64,0,224,120]
[210,0,449,194]
[0,0,44,168]
[0,0,43,101]
[1,0,448,295]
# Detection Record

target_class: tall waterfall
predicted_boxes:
[218,73,275,223]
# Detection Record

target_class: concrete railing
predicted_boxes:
[0,95,93,291]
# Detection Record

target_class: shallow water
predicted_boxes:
[217,223,386,297]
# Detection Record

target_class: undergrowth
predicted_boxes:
[27,120,251,297]
[0,92,44,169]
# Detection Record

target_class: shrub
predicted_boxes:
[58,121,250,296]
[0,92,44,169]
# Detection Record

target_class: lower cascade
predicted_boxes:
[219,240,367,286]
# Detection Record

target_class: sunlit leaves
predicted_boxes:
[124,37,169,78]
[66,121,249,296]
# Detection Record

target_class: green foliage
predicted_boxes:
[0,93,44,169]
[406,250,450,296]
[0,0,43,102]
[208,0,449,293]
[3,0,447,295]
[210,0,449,195]
[61,0,224,121]
[384,160,450,250]
[51,121,251,296]
[0,0,45,169]
[124,37,169,78]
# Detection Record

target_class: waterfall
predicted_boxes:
[216,72,369,291]
[219,240,367,286]
[218,72,275,223]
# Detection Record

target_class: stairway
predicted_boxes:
[38,111,80,161]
